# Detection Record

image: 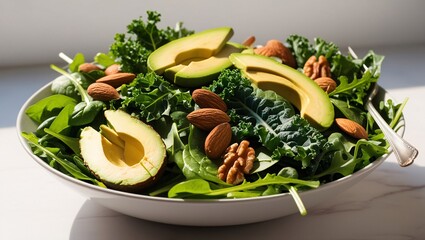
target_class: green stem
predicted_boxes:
[50,64,91,104]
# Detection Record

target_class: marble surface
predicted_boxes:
[1,45,424,239]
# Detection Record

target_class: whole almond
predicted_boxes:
[192,89,227,112]
[104,64,121,75]
[187,108,230,131]
[87,82,120,101]
[335,118,368,139]
[204,122,232,159]
[314,77,337,93]
[96,73,136,88]
[254,39,297,68]
[79,63,101,73]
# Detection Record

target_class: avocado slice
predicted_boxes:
[165,42,244,88]
[80,110,167,192]
[147,27,234,75]
[229,53,334,131]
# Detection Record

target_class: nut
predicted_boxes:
[242,36,256,47]
[314,77,337,93]
[104,64,121,75]
[204,122,232,159]
[218,140,255,185]
[303,55,331,79]
[87,82,120,101]
[186,108,230,131]
[96,73,136,88]
[78,63,101,73]
[254,39,297,68]
[335,118,368,139]
[192,89,227,112]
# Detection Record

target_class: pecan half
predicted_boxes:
[218,140,255,185]
[303,55,331,79]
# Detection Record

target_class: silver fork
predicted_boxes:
[348,47,418,167]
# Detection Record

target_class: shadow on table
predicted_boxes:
[69,159,425,240]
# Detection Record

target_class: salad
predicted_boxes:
[21,11,406,215]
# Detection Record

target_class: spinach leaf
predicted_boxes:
[94,52,116,68]
[51,64,105,126]
[175,126,224,185]
[25,94,77,124]
[51,75,80,100]
[69,53,85,73]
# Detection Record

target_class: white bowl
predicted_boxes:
[16,82,402,226]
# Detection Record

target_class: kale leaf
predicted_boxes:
[111,72,193,123]
[109,11,194,74]
[209,69,327,169]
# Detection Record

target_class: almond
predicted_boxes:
[187,108,230,131]
[192,89,227,112]
[79,63,101,73]
[254,39,297,68]
[335,118,368,139]
[314,77,337,93]
[96,73,136,88]
[104,64,122,75]
[204,122,232,159]
[87,82,120,101]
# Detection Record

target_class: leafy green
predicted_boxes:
[168,174,319,199]
[25,94,77,124]
[173,126,225,185]
[209,69,327,169]
[109,11,193,74]
[112,72,193,123]
[50,64,105,126]
[21,132,105,187]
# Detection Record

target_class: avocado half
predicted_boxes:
[229,53,334,131]
[79,110,167,192]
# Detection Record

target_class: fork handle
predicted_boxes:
[366,101,418,167]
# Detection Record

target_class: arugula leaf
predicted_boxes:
[168,174,319,198]
[21,132,105,187]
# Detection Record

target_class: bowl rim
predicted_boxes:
[16,81,403,204]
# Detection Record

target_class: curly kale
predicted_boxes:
[109,11,194,74]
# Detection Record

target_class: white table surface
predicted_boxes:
[1,44,424,240]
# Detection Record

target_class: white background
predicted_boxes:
[1,0,425,67]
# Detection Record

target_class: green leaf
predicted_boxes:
[25,94,77,124]
[94,52,116,67]
[330,98,365,125]
[69,53,85,73]
[69,101,104,126]
[48,103,75,135]
[115,72,193,122]
[21,133,103,187]
[210,69,326,168]
[44,128,80,154]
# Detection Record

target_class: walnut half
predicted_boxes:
[303,55,331,80]
[218,140,255,185]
